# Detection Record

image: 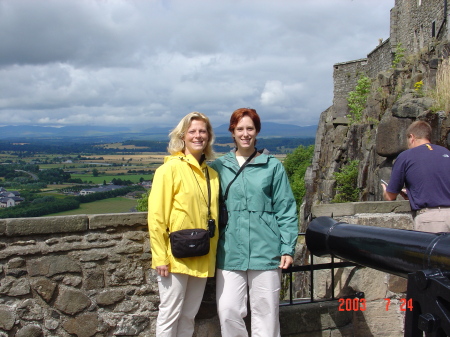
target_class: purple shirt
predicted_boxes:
[387,143,450,210]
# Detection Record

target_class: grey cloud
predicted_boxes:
[0,0,393,129]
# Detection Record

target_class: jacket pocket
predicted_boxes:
[259,212,280,239]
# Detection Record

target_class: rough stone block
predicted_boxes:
[353,200,411,214]
[353,299,404,336]
[17,299,45,321]
[27,256,81,277]
[106,261,144,286]
[279,301,352,335]
[114,315,150,336]
[96,289,125,306]
[30,277,57,303]
[88,212,147,229]
[347,268,388,301]
[54,286,91,315]
[7,257,26,268]
[0,305,15,330]
[5,215,88,236]
[0,276,31,296]
[84,269,105,290]
[333,117,349,126]
[375,113,411,157]
[62,312,99,337]
[15,324,43,337]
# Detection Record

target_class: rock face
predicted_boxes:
[302,42,450,230]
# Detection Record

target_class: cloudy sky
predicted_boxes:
[0,0,393,130]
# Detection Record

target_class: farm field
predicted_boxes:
[69,173,154,184]
[44,197,139,216]
[0,140,301,219]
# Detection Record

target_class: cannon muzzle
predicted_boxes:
[305,216,450,278]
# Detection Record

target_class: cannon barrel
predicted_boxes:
[305,216,450,278]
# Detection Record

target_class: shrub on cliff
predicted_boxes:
[346,75,371,125]
[283,144,314,209]
[332,160,360,203]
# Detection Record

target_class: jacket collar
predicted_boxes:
[165,152,206,170]
[223,148,270,168]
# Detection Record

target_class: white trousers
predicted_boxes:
[216,269,282,337]
[156,273,207,337]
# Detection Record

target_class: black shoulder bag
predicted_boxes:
[219,149,257,228]
[170,166,215,259]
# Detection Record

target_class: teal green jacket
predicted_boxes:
[210,149,298,271]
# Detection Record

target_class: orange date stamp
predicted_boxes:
[338,298,413,311]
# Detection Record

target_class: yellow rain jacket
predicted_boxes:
[148,152,219,277]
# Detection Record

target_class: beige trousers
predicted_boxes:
[156,273,207,337]
[216,269,282,337]
[414,208,450,233]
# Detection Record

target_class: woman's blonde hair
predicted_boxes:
[168,112,215,160]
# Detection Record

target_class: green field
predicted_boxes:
[69,174,153,184]
[44,197,139,216]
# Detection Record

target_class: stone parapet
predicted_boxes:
[0,202,416,336]
[0,213,156,336]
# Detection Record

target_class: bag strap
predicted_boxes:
[190,164,212,220]
[223,149,257,201]
[205,167,211,219]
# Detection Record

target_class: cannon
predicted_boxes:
[305,216,450,337]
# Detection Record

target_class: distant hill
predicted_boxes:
[0,125,133,140]
[214,122,317,138]
[0,123,317,141]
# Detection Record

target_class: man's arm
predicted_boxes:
[382,184,398,201]
[382,183,407,200]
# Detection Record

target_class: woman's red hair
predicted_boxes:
[228,108,261,133]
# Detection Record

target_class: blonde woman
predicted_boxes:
[148,112,219,336]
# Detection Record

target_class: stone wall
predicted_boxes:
[332,59,368,119]
[0,204,417,337]
[366,38,393,79]
[391,0,448,55]
[328,0,448,127]
[0,212,347,337]
[0,213,160,337]
[331,38,392,123]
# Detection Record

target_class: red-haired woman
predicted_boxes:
[210,108,298,337]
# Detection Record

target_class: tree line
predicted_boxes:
[0,185,144,219]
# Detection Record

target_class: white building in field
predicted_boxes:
[0,188,24,208]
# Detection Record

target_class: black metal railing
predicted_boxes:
[280,233,360,306]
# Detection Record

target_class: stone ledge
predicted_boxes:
[333,117,349,125]
[5,215,88,237]
[280,301,352,335]
[88,212,147,229]
[312,200,411,218]
[1,213,149,237]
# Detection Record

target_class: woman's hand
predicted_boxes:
[279,255,293,269]
[156,265,170,277]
